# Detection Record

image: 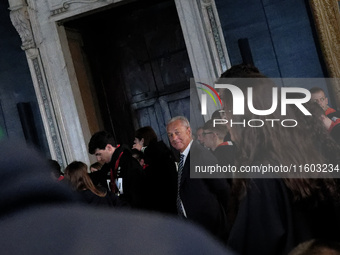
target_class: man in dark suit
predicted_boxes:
[166,116,230,243]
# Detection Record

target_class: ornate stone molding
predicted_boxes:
[309,0,340,107]
[175,0,230,120]
[198,0,231,74]
[50,0,105,16]
[32,58,66,167]
[9,5,35,50]
[205,4,228,71]
[8,0,67,167]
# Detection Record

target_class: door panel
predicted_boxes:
[65,0,203,146]
[134,89,190,145]
[119,34,158,103]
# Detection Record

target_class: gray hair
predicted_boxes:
[167,116,190,127]
[166,116,192,136]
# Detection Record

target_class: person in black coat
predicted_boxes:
[133,126,178,215]
[166,116,230,243]
[88,131,145,209]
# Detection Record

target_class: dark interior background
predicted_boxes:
[64,0,197,146]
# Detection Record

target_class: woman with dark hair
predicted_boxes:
[64,161,117,207]
[219,65,340,255]
[132,126,178,215]
[134,126,158,150]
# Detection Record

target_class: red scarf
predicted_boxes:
[329,118,340,133]
[325,107,336,116]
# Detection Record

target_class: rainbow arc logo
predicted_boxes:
[197,82,222,115]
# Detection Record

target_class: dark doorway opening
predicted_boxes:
[64,0,195,146]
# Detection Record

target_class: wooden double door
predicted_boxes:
[66,0,200,146]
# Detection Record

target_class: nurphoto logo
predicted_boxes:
[214,84,311,116]
[198,79,312,128]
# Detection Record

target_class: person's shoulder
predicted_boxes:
[114,144,133,159]
[190,142,218,164]
[191,141,207,152]
[191,142,214,155]
[89,167,108,179]
[118,145,143,169]
[118,144,131,153]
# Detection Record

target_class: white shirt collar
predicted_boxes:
[181,140,193,163]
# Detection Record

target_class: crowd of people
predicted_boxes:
[2,64,340,254]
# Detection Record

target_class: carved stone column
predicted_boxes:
[175,0,231,120]
[9,0,67,168]
[309,0,340,108]
[198,0,231,74]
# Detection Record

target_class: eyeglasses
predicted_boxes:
[202,132,213,136]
